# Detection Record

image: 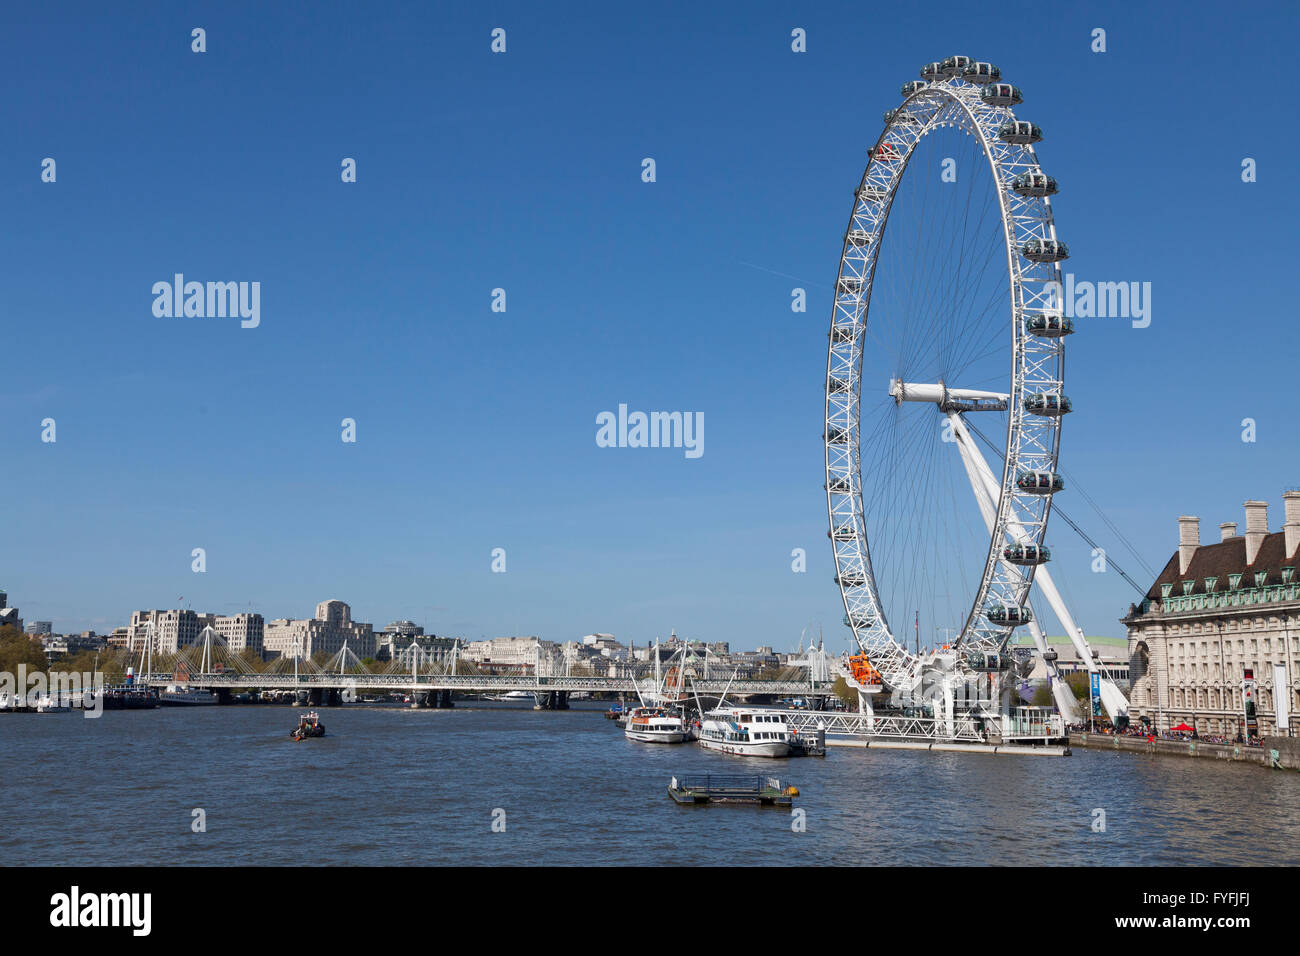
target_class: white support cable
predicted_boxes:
[950,411,1128,720]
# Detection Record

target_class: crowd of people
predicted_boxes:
[1067,719,1264,747]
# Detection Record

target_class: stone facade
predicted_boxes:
[214,613,264,655]
[263,599,375,660]
[127,609,265,655]
[1125,494,1300,737]
[127,609,213,653]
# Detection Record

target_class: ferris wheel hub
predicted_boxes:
[887,379,1010,412]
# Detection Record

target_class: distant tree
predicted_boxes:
[0,624,49,675]
[1031,684,1054,707]
[62,649,101,675]
[1064,672,1091,701]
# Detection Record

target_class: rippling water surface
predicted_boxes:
[4,702,1297,866]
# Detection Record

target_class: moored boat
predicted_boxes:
[698,706,792,758]
[159,684,218,706]
[624,706,687,744]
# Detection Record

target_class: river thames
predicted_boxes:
[5,702,1298,866]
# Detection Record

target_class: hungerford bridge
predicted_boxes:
[131,626,836,710]
[128,626,1062,748]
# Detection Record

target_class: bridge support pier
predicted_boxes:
[411,691,455,708]
[214,688,233,706]
[533,691,569,711]
[324,689,343,707]
[295,690,311,707]
[308,689,324,706]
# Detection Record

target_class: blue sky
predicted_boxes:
[3,0,1297,651]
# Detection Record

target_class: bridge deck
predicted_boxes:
[137,672,833,696]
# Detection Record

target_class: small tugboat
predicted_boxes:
[290,711,326,741]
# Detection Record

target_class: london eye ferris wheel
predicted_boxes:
[824,55,1074,696]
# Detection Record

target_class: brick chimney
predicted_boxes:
[1284,491,1300,560]
[1178,516,1200,574]
[1219,522,1237,542]
[1244,500,1269,565]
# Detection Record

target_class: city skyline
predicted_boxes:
[5,2,1299,651]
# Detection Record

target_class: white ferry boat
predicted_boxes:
[698,707,791,758]
[624,706,687,744]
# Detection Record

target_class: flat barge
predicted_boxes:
[668,774,798,807]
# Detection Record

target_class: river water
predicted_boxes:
[4,702,1297,866]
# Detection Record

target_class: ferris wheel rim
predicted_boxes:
[823,62,1068,689]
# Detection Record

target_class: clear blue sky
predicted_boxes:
[3,0,1297,651]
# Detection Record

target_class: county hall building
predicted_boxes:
[1123,492,1300,737]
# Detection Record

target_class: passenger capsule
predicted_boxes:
[1026,313,1074,337]
[901,80,928,96]
[829,523,856,541]
[1010,172,1057,197]
[828,376,852,393]
[836,571,867,587]
[1023,392,1072,417]
[1003,543,1051,566]
[827,476,852,493]
[1043,647,1059,662]
[883,108,920,126]
[1021,238,1069,262]
[837,277,864,295]
[826,427,849,443]
[963,650,1002,671]
[940,55,972,77]
[843,611,878,629]
[980,83,1022,106]
[868,143,900,162]
[1017,470,1064,494]
[986,604,1032,626]
[998,120,1042,145]
[830,325,857,343]
[961,61,1001,84]
[920,61,946,81]
[846,229,871,247]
